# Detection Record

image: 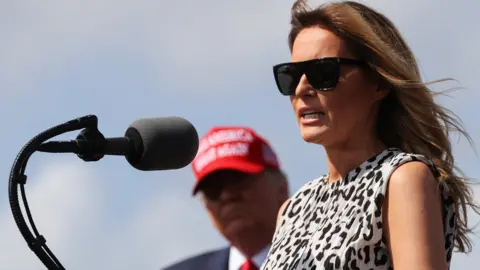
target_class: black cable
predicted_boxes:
[8,115,99,270]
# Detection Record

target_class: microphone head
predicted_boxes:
[124,117,199,171]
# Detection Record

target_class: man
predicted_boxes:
[163,126,289,270]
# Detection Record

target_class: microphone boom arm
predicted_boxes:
[8,114,101,270]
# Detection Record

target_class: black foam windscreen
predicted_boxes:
[124,117,199,171]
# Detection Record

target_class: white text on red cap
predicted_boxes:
[193,129,254,172]
[197,129,254,154]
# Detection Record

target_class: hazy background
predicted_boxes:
[1,0,478,269]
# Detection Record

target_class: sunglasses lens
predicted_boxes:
[307,60,339,90]
[275,64,301,95]
[274,59,341,95]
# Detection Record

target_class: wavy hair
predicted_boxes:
[287,0,478,252]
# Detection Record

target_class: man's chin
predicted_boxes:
[222,220,257,237]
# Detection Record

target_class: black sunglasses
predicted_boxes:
[272,57,365,96]
[197,170,258,200]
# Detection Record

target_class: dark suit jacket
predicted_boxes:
[162,247,230,270]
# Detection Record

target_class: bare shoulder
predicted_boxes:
[388,161,438,194]
[386,160,442,223]
[384,161,448,269]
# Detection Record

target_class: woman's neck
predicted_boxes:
[325,138,386,183]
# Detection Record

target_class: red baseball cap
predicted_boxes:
[191,126,280,195]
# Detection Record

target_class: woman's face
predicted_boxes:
[289,27,386,147]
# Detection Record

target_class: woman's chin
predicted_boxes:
[300,126,327,144]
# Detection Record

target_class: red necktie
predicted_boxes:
[241,259,258,270]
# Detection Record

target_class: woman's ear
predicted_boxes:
[375,84,390,101]
[371,72,390,102]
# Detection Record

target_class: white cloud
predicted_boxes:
[3,0,479,101]
[1,0,292,100]
[0,161,105,269]
[0,159,225,270]
[98,190,226,270]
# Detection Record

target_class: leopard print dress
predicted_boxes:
[261,148,456,270]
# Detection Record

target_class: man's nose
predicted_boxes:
[217,185,241,201]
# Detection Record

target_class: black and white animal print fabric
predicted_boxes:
[261,148,456,270]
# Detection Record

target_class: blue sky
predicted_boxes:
[1,0,479,269]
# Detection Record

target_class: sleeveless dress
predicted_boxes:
[260,148,456,270]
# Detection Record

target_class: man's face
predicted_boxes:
[199,169,287,244]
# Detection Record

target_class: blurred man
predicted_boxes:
[163,126,289,270]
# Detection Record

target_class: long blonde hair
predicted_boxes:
[287,0,478,252]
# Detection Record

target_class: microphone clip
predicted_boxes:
[75,118,107,162]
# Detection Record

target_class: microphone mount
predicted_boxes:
[36,117,119,162]
[8,114,104,270]
[75,126,108,162]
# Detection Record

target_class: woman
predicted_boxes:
[261,1,478,270]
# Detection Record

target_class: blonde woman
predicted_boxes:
[261,1,478,269]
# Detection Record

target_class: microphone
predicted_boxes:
[9,115,198,270]
[37,116,199,171]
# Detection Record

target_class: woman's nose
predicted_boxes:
[294,74,316,97]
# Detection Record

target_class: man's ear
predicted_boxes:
[276,173,290,202]
[198,192,208,206]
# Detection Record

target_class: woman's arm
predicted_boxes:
[384,161,448,270]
